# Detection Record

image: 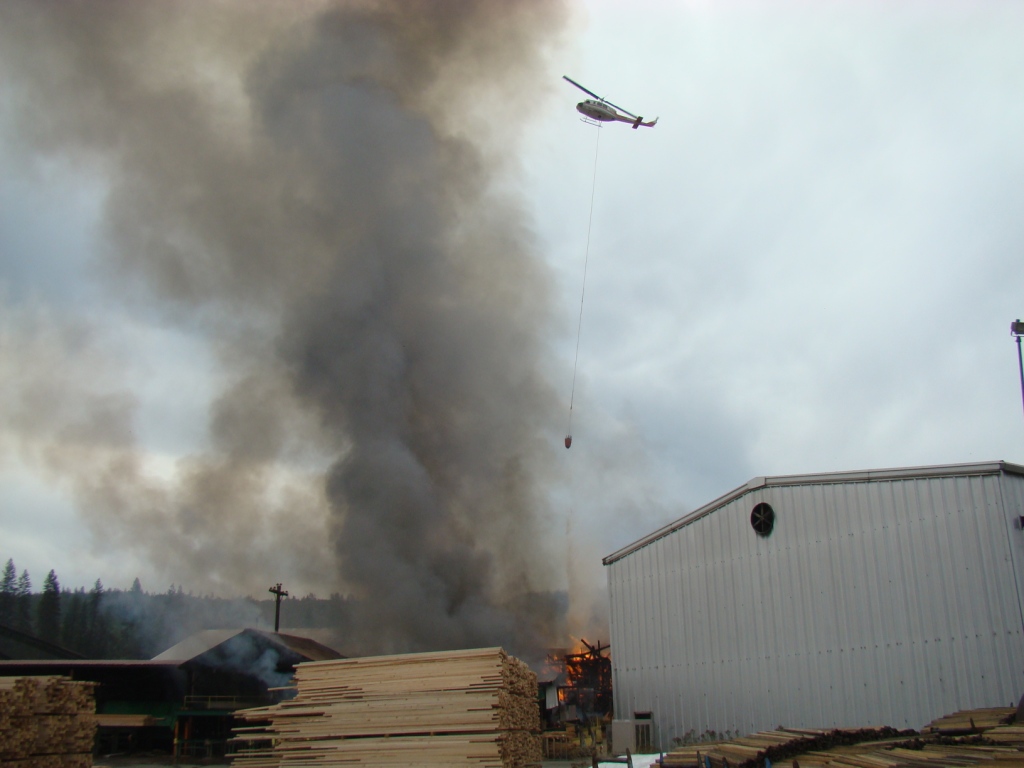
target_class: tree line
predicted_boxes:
[0,558,354,659]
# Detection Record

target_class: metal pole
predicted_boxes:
[1014,320,1024,422]
[1017,333,1024,421]
[269,583,288,632]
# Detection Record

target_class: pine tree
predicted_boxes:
[37,569,61,641]
[15,570,32,633]
[87,578,105,656]
[119,578,146,658]
[61,588,86,652]
[0,559,16,626]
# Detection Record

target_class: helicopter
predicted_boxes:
[563,75,658,129]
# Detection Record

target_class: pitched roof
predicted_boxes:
[151,629,243,662]
[603,460,1024,566]
[151,628,342,663]
[0,622,85,660]
[270,631,343,662]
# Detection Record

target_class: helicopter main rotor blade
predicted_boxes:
[562,75,603,101]
[563,76,639,119]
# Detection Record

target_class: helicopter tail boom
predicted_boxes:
[632,116,658,129]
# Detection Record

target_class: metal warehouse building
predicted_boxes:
[604,461,1024,749]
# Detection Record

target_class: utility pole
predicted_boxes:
[1013,320,1024,422]
[269,583,289,633]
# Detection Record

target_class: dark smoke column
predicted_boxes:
[0,1,569,657]
[268,3,569,655]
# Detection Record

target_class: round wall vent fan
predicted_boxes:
[750,502,775,537]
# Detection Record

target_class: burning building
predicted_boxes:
[539,640,613,759]
[560,640,612,725]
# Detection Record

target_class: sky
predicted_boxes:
[0,1,1022,646]
[527,0,1024,568]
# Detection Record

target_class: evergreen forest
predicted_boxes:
[0,557,354,659]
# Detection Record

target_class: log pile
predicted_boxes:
[230,647,541,768]
[0,676,97,768]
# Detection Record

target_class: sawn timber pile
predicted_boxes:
[0,675,97,768]
[661,707,1024,768]
[230,646,541,768]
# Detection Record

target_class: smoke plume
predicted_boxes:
[0,1,570,656]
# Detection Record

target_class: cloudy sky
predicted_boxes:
[1,1,1022,643]
[529,0,1024,569]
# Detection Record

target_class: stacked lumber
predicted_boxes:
[662,708,1024,768]
[922,706,1014,734]
[230,647,541,768]
[663,727,911,768]
[0,676,97,768]
[986,723,1024,744]
[94,713,159,728]
[783,734,1024,768]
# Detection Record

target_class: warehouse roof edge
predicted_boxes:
[603,459,1024,566]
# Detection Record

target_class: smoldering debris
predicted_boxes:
[0,1,571,656]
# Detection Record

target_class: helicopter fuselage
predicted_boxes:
[575,99,657,129]
[575,99,619,122]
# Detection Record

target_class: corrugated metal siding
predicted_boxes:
[608,469,1024,749]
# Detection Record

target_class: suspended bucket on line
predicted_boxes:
[564,125,602,452]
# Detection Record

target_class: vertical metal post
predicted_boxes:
[269,583,288,632]
[1013,320,1024,422]
[1017,332,1024,421]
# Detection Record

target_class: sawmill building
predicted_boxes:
[604,460,1024,750]
[0,628,341,757]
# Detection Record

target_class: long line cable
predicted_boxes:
[566,125,602,447]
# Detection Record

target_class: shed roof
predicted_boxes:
[151,629,241,662]
[0,622,84,660]
[603,460,1024,566]
[151,628,342,663]
[0,658,180,669]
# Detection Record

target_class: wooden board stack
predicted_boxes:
[923,706,1015,734]
[661,708,1024,768]
[662,727,910,768]
[0,675,97,768]
[230,647,541,768]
